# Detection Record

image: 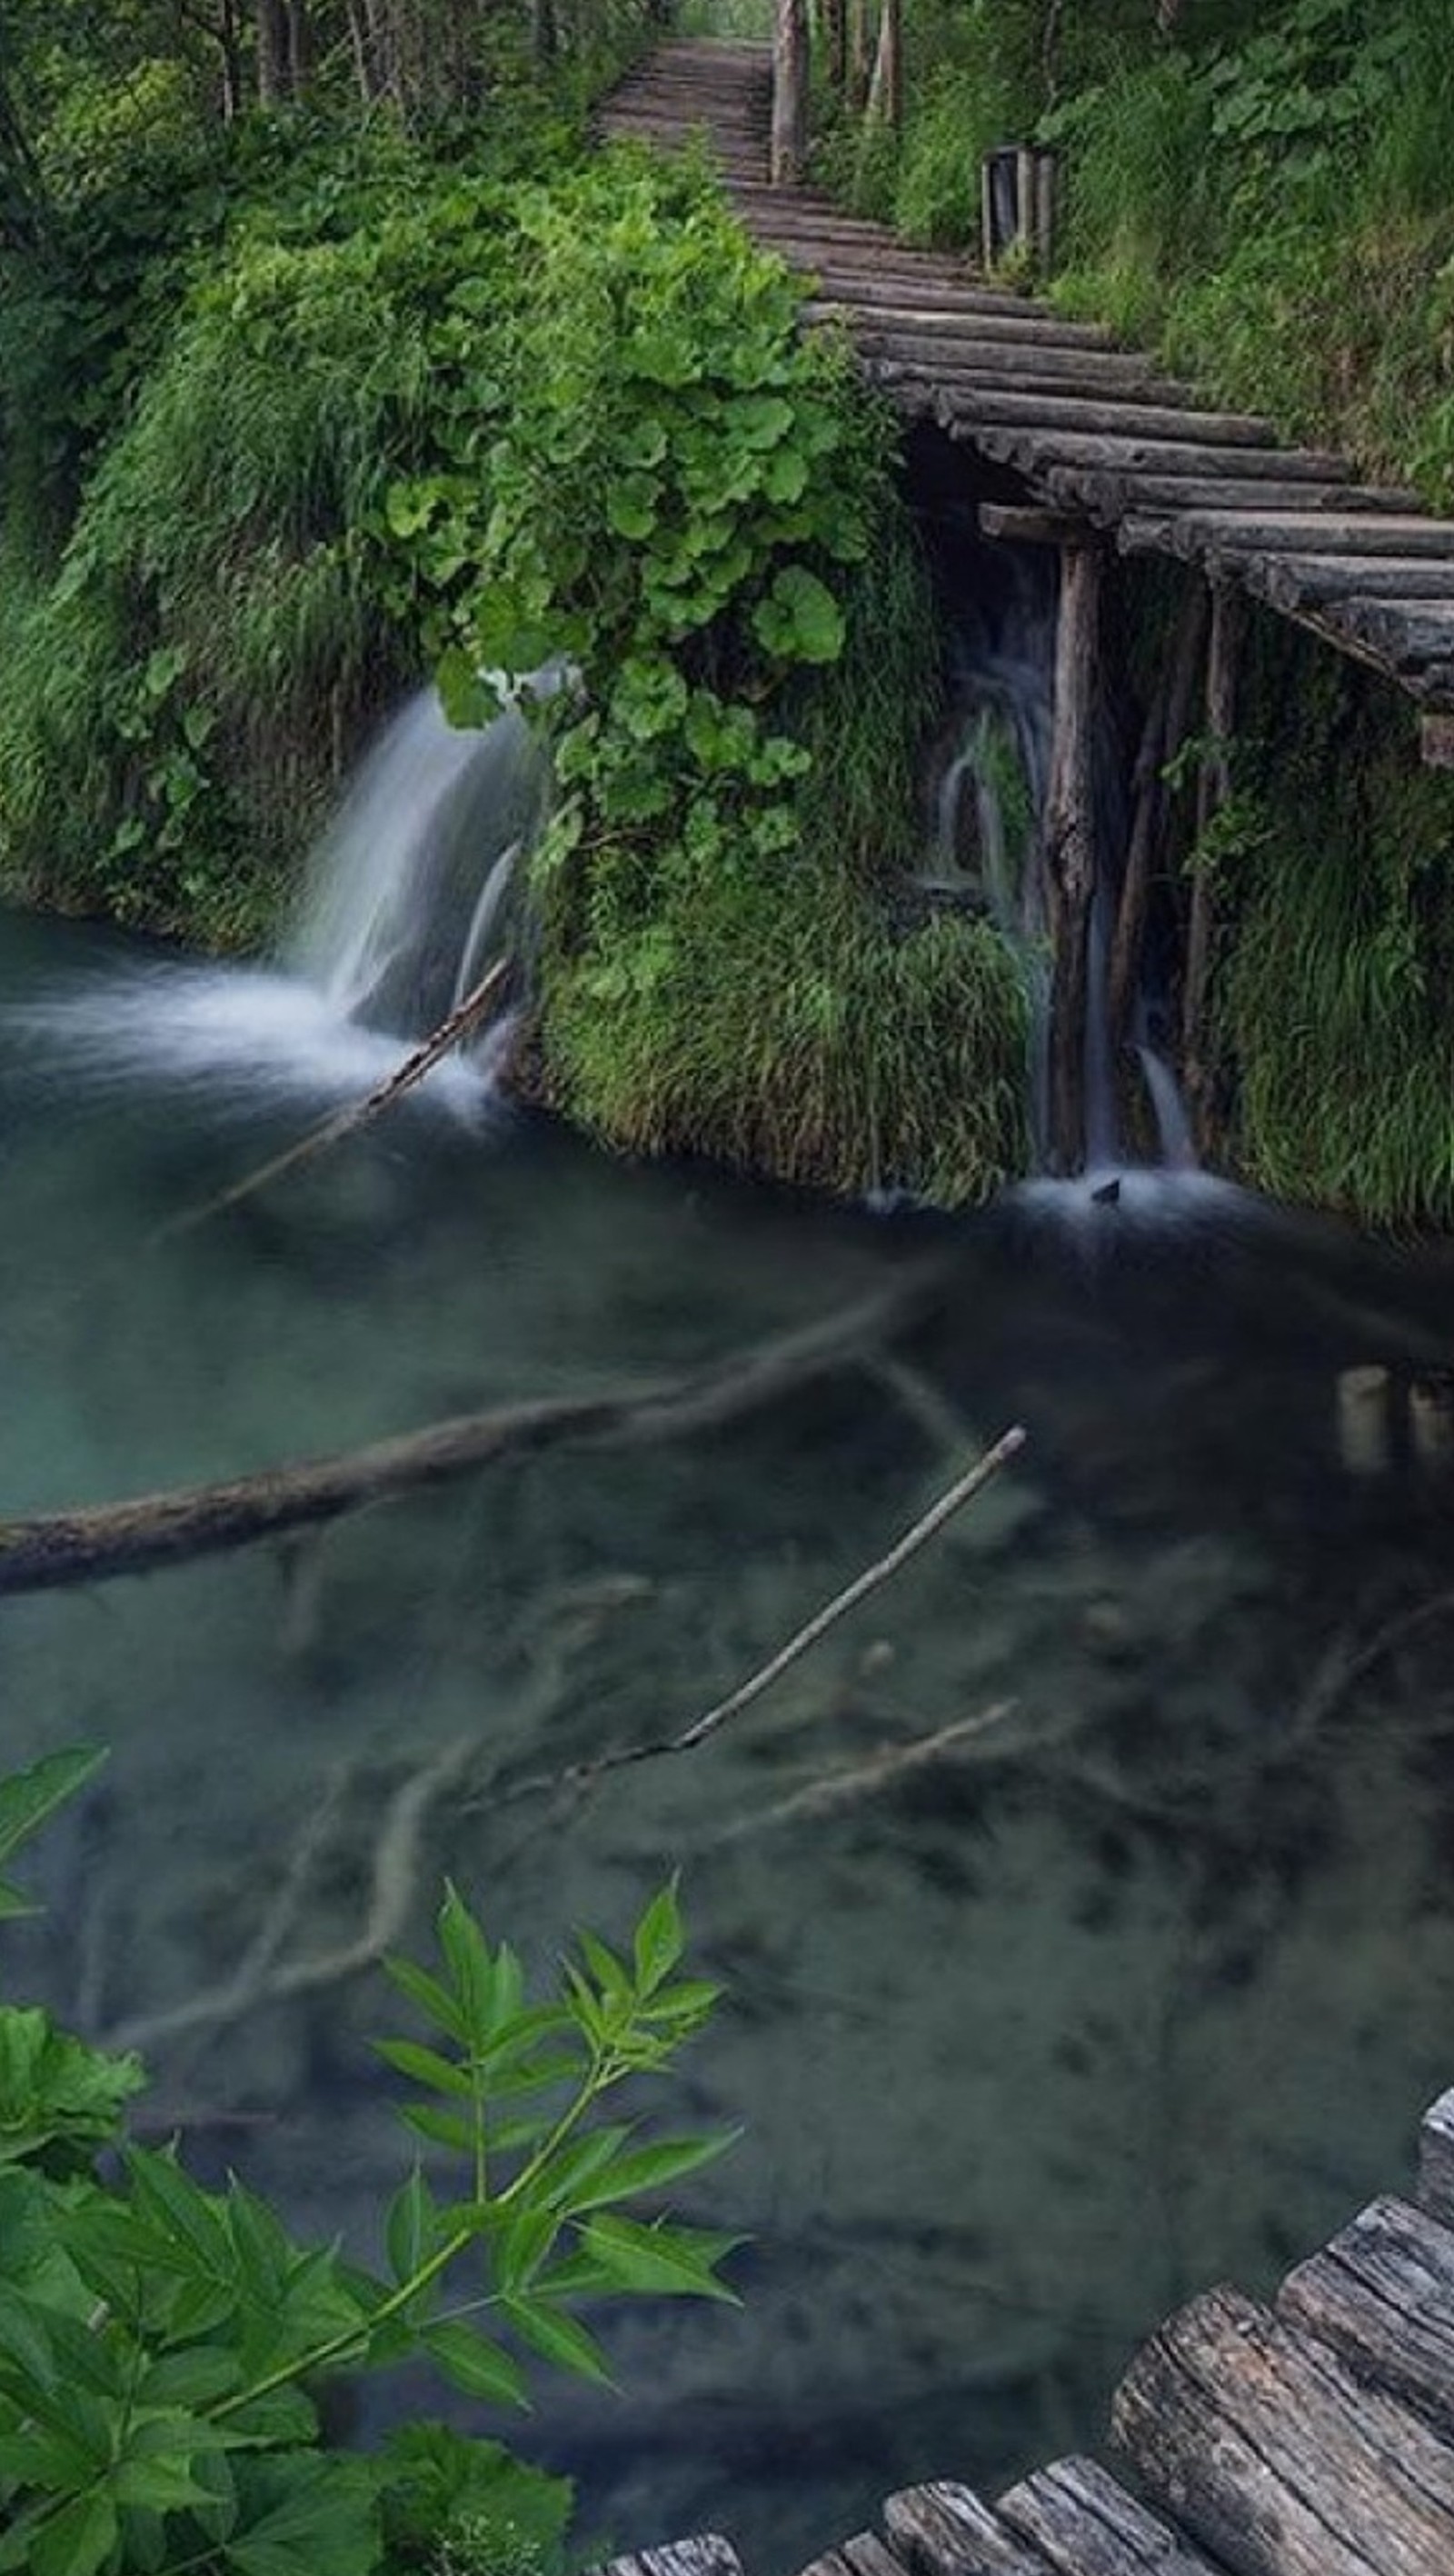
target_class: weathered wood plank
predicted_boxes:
[884,2483,1049,2575]
[1121,508,1454,561]
[899,382,1277,445]
[1113,2282,1454,2576]
[996,2455,1225,2572]
[602,2541,746,2576]
[817,331,1162,393]
[1424,2090,1454,2226]
[1280,2192,1454,2441]
[1238,553,1454,610]
[799,2537,910,2576]
[980,504,1088,544]
[1050,469,1418,521]
[802,300,1119,348]
[796,278,1113,334]
[1327,599,1454,668]
[963,427,1352,482]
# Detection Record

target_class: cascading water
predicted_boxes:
[925,539,1196,1185]
[12,688,550,1111]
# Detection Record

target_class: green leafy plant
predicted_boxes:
[0,1747,739,2576]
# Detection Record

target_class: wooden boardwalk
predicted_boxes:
[598,42,1454,726]
[603,2084,1454,2576]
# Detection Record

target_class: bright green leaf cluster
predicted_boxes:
[0,1755,738,2576]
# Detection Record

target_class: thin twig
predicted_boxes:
[153,959,510,1243]
[498,1423,1027,1805]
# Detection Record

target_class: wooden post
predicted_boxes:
[1044,541,1103,1175]
[1180,578,1241,1145]
[772,0,810,184]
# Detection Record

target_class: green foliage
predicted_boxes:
[369,147,1031,1202]
[0,1753,738,2576]
[1219,627,1454,1229]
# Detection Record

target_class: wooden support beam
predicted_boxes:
[1044,539,1102,1174]
[979,504,1089,546]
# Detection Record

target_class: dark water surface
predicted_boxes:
[5,905,1454,2568]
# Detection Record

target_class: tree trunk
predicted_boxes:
[255,0,290,100]
[821,0,846,99]
[771,0,809,185]
[1043,542,1102,1174]
[865,0,902,129]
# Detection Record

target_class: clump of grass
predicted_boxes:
[1220,630,1454,1231]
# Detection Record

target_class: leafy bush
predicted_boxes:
[0,1746,738,2576]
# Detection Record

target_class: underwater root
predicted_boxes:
[0,1273,946,1600]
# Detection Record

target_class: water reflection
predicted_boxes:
[2,908,1454,2571]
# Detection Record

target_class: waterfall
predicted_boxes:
[11,687,550,1109]
[290,689,548,1036]
[926,543,1195,1183]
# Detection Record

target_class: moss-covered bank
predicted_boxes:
[0,113,1031,1206]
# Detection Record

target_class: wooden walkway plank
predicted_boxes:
[996,2456,1227,2573]
[882,2481,1051,2576]
[602,2541,748,2576]
[800,2536,913,2576]
[1279,2192,1454,2442]
[1112,2282,1454,2576]
[1419,2086,1454,2224]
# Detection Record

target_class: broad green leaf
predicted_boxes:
[372,2037,473,2099]
[751,564,845,665]
[385,2168,438,2286]
[382,1956,470,2047]
[124,2148,232,2279]
[422,2320,529,2408]
[137,2347,244,2410]
[581,2213,742,2302]
[436,1883,496,2035]
[566,2128,741,2213]
[30,2491,118,2576]
[631,1882,684,1995]
[501,2294,613,2387]
[533,2123,632,2212]
[401,2104,476,2155]
[112,2454,222,2511]
[0,1746,105,1872]
[224,2452,377,2576]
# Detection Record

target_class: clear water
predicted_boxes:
[5,903,1454,2570]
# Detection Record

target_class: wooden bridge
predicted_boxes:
[598,38,1454,1172]
[598,41,1454,741]
[602,2083,1454,2576]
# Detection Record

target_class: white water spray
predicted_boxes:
[10,689,549,1111]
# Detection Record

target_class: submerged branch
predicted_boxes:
[0,1272,941,1600]
[494,1423,1027,1803]
[154,958,511,1243]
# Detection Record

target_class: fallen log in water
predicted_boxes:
[0,1273,941,1601]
